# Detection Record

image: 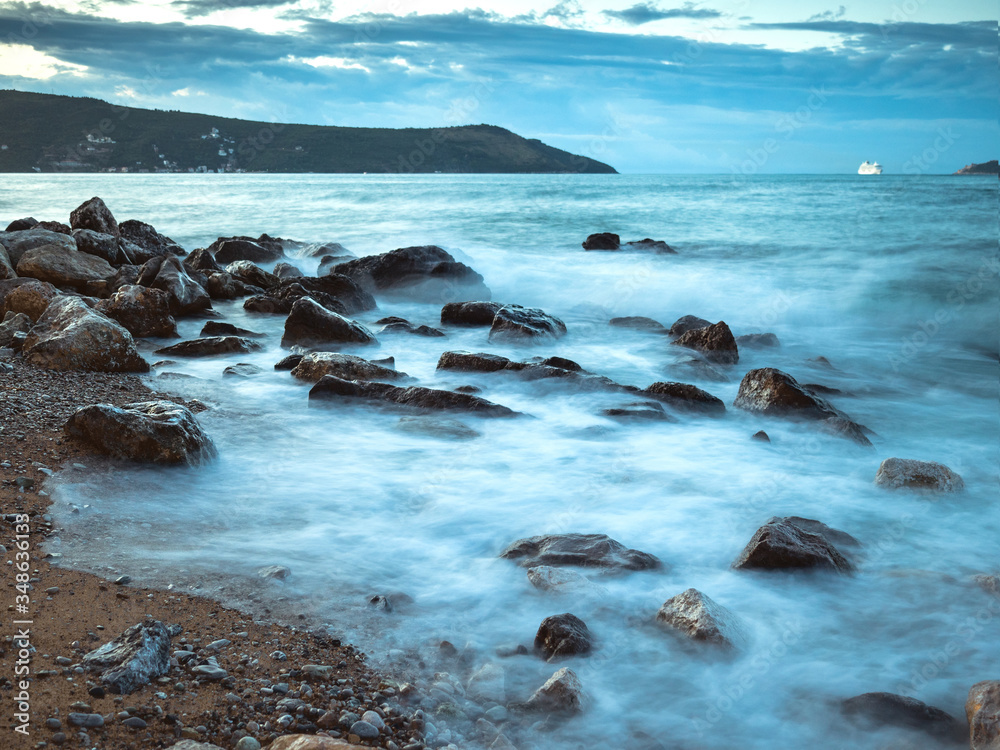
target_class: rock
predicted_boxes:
[396,416,481,440]
[81,620,173,694]
[281,297,377,347]
[37,220,73,234]
[267,736,354,750]
[66,401,216,464]
[874,458,965,493]
[257,565,291,580]
[226,260,278,290]
[733,516,856,573]
[72,229,120,264]
[350,719,380,739]
[0,278,59,320]
[752,430,770,443]
[0,243,14,280]
[283,275,376,314]
[70,197,118,238]
[290,352,406,383]
[301,240,352,259]
[234,738,260,750]
[535,614,593,660]
[107,264,140,293]
[119,219,184,261]
[376,316,446,337]
[602,402,674,422]
[0,311,31,347]
[609,316,667,332]
[671,321,738,365]
[205,273,245,300]
[973,574,1000,595]
[191,663,227,680]
[841,692,957,737]
[4,217,37,232]
[967,681,1000,750]
[489,304,567,342]
[223,363,262,378]
[143,256,212,315]
[23,297,149,372]
[309,376,518,417]
[736,332,780,348]
[526,566,592,592]
[213,238,284,264]
[200,321,264,338]
[184,248,223,274]
[154,336,262,357]
[467,663,506,703]
[96,285,178,338]
[273,262,303,279]
[732,368,871,446]
[668,315,711,337]
[522,667,583,714]
[16,244,115,289]
[655,589,748,649]
[441,300,503,326]
[438,350,518,373]
[333,245,490,302]
[0,227,77,265]
[122,716,147,729]
[274,354,304,370]
[582,232,620,250]
[67,713,104,728]
[500,533,661,571]
[643,382,725,415]
[622,238,675,253]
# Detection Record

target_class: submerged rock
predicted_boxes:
[841,692,957,738]
[376,316,445,337]
[642,382,725,415]
[66,400,216,464]
[874,458,965,493]
[291,352,406,383]
[200,321,264,338]
[655,589,748,649]
[582,232,620,250]
[622,237,675,253]
[489,304,567,342]
[309,375,518,417]
[522,667,583,714]
[281,297,378,348]
[526,566,594,593]
[334,245,490,302]
[967,680,1000,750]
[733,516,857,573]
[671,321,739,365]
[155,336,262,357]
[81,621,173,694]
[96,285,177,338]
[467,662,507,703]
[736,332,780,348]
[222,363,262,378]
[602,402,674,421]
[609,316,667,332]
[500,533,661,571]
[535,614,593,661]
[441,300,503,326]
[396,416,481,440]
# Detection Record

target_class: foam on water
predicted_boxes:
[2,174,997,749]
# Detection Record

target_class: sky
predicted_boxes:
[0,0,996,173]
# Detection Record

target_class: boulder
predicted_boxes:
[291,353,407,383]
[23,297,148,372]
[118,219,184,260]
[223,363,262,378]
[37,220,73,235]
[441,300,503,326]
[642,382,725,415]
[69,197,118,237]
[281,297,377,348]
[668,315,711,337]
[602,402,674,421]
[0,278,59,321]
[309,376,518,417]
[4,217,37,232]
[609,316,667,332]
[0,244,14,280]
[280,275,376,314]
[0,227,77,265]
[200,321,264,338]
[438,350,516,373]
[736,332,780,348]
[72,229,121,264]
[535,614,593,661]
[582,232,620,250]
[226,260,278,290]
[752,430,770,443]
[874,458,965,493]
[733,516,856,573]
[301,240,352,259]
[66,400,215,464]
[213,238,284,264]
[655,589,748,649]
[205,272,248,300]
[154,336,262,357]
[243,294,288,313]
[671,321,739,365]
[81,621,173,694]
[16,244,114,290]
[0,311,31,347]
[107,264,140,294]
[96,285,178,338]
[376,316,445,337]
[144,256,211,315]
[267,736,354,750]
[489,304,567,342]
[274,262,303,279]
[333,245,491,302]
[500,533,661,571]
[184,248,223,274]
[622,238,675,253]
[841,692,957,738]
[274,353,304,371]
[522,667,583,714]
[967,681,1000,750]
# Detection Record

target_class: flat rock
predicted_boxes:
[874,458,964,493]
[81,621,173,694]
[489,304,567,342]
[291,352,406,383]
[967,680,1000,750]
[17,244,115,289]
[643,381,725,415]
[281,297,377,347]
[842,692,957,738]
[500,533,661,571]
[609,316,667,332]
[96,284,177,338]
[733,516,856,573]
[309,375,518,417]
[200,321,264,338]
[441,300,503,326]
[334,245,490,302]
[671,321,739,365]
[155,336,262,357]
[0,227,77,265]
[655,588,748,649]
[535,613,593,660]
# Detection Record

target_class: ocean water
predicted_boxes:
[2,174,997,749]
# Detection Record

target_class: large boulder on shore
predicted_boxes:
[23,297,148,372]
[267,736,354,750]
[66,400,216,464]
[0,278,60,321]
[16,244,115,290]
[291,352,406,383]
[214,238,283,264]
[72,229,120,264]
[0,228,77,265]
[655,589,748,649]
[643,382,725,415]
[333,245,490,302]
[226,260,278,290]
[489,304,567,342]
[118,219,184,261]
[500,533,661,571]
[671,320,738,365]
[0,244,14,280]
[668,315,711,337]
[69,197,119,238]
[140,256,212,315]
[733,516,857,573]
[184,248,223,275]
[155,336,262,357]
[874,458,964,493]
[841,692,957,738]
[96,285,177,338]
[309,375,518,417]
[81,621,173,694]
[535,613,593,661]
[441,300,502,326]
[967,681,1000,750]
[281,297,377,348]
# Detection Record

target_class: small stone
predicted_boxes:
[114,575,131,585]
[45,718,61,730]
[351,720,380,739]
[191,664,228,680]
[752,430,770,443]
[361,710,385,730]
[235,738,262,750]
[122,716,147,729]
[67,713,104,728]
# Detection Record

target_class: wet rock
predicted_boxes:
[119,219,184,260]
[609,316,667,332]
[0,243,14,280]
[643,381,725,415]
[333,245,490,302]
[184,248,223,275]
[376,316,446,337]
[841,692,957,738]
[489,304,567,342]
[0,227,77,265]
[154,336,261,358]
[526,566,592,592]
[582,232,620,250]
[967,680,1000,750]
[24,297,149,372]
[441,300,503,326]
[16,244,115,289]
[223,363,262,378]
[397,416,481,440]
[438,350,516,373]
[291,352,407,383]
[736,332,780,348]
[302,240,352,259]
[107,264,140,293]
[602,402,674,421]
[206,273,251,301]
[733,516,856,573]
[72,229,120,264]
[668,315,711,337]
[350,720,380,740]
[81,620,173,694]
[274,261,303,279]
[309,376,518,417]
[277,275,376,314]
[96,285,178,338]
[214,238,283,265]
[500,533,661,571]
[258,565,291,580]
[142,256,212,315]
[200,321,264,338]
[671,321,738,365]
[972,574,1000,596]
[274,353,304,371]
[535,614,593,660]
[66,400,216,464]
[522,667,583,714]
[226,260,278,290]
[37,220,72,235]
[267,736,354,750]
[0,311,31,347]
[0,278,60,320]
[874,458,964,493]
[622,238,675,253]
[281,297,377,347]
[655,589,748,649]
[69,196,118,237]
[752,430,770,443]
[467,663,506,703]
[4,217,37,232]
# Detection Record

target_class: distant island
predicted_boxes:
[954,160,998,175]
[0,90,617,175]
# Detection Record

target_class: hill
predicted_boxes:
[954,160,998,175]
[0,90,617,174]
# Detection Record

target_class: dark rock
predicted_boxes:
[668,315,711,337]
[36,220,72,235]
[531,355,584,372]
[733,516,856,573]
[437,350,623,391]
[609,316,667,332]
[0,311,31,347]
[874,458,964,493]
[602,402,674,421]
[4,217,37,232]
[184,248,223,275]
[522,667,583,714]
[500,533,661,571]
[301,240,352,259]
[0,278,59,321]
[16,244,115,290]
[155,336,262,357]
[281,297,377,348]
[643,382,725,415]
[274,354,304,371]
[213,238,284,264]
[96,285,178,338]
[582,232,620,250]
[655,588,748,649]
[621,238,676,253]
[291,352,407,383]
[67,713,104,728]
[735,332,780,348]
[309,376,518,417]
[333,245,490,302]
[226,260,278,290]
[376,316,446,337]
[142,256,212,315]
[69,197,118,238]
[243,294,289,313]
[279,274,375,314]
[802,382,842,395]
[671,321,738,365]
[223,363,262,378]
[273,262,303,279]
[72,229,121,264]
[441,300,502,326]
[81,621,174,694]
[206,273,257,301]
[119,219,184,259]
[489,304,567,342]
[535,614,593,661]
[752,430,770,443]
[0,243,14,280]
[66,401,216,464]
[842,692,957,738]
[438,351,514,373]
[107,265,140,294]
[200,321,264,338]
[967,680,1000,750]
[0,227,77,265]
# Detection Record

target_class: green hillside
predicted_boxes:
[0,90,617,174]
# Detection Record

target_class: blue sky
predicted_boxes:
[0,0,995,173]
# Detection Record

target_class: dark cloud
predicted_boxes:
[603,2,721,25]
[173,0,299,18]
[806,6,845,23]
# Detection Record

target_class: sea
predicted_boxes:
[2,173,997,749]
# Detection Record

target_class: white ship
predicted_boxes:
[858,160,883,175]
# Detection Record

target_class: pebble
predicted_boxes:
[269,650,287,661]
[54,656,72,666]
[191,664,228,680]
[235,738,261,750]
[45,718,61,730]
[122,717,147,729]
[87,686,105,699]
[362,710,385,730]
[114,575,131,585]
[67,713,103,728]
[351,720,380,739]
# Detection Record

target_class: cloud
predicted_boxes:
[806,6,845,23]
[603,2,721,25]
[175,0,299,18]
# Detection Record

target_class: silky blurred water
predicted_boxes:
[2,174,997,749]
